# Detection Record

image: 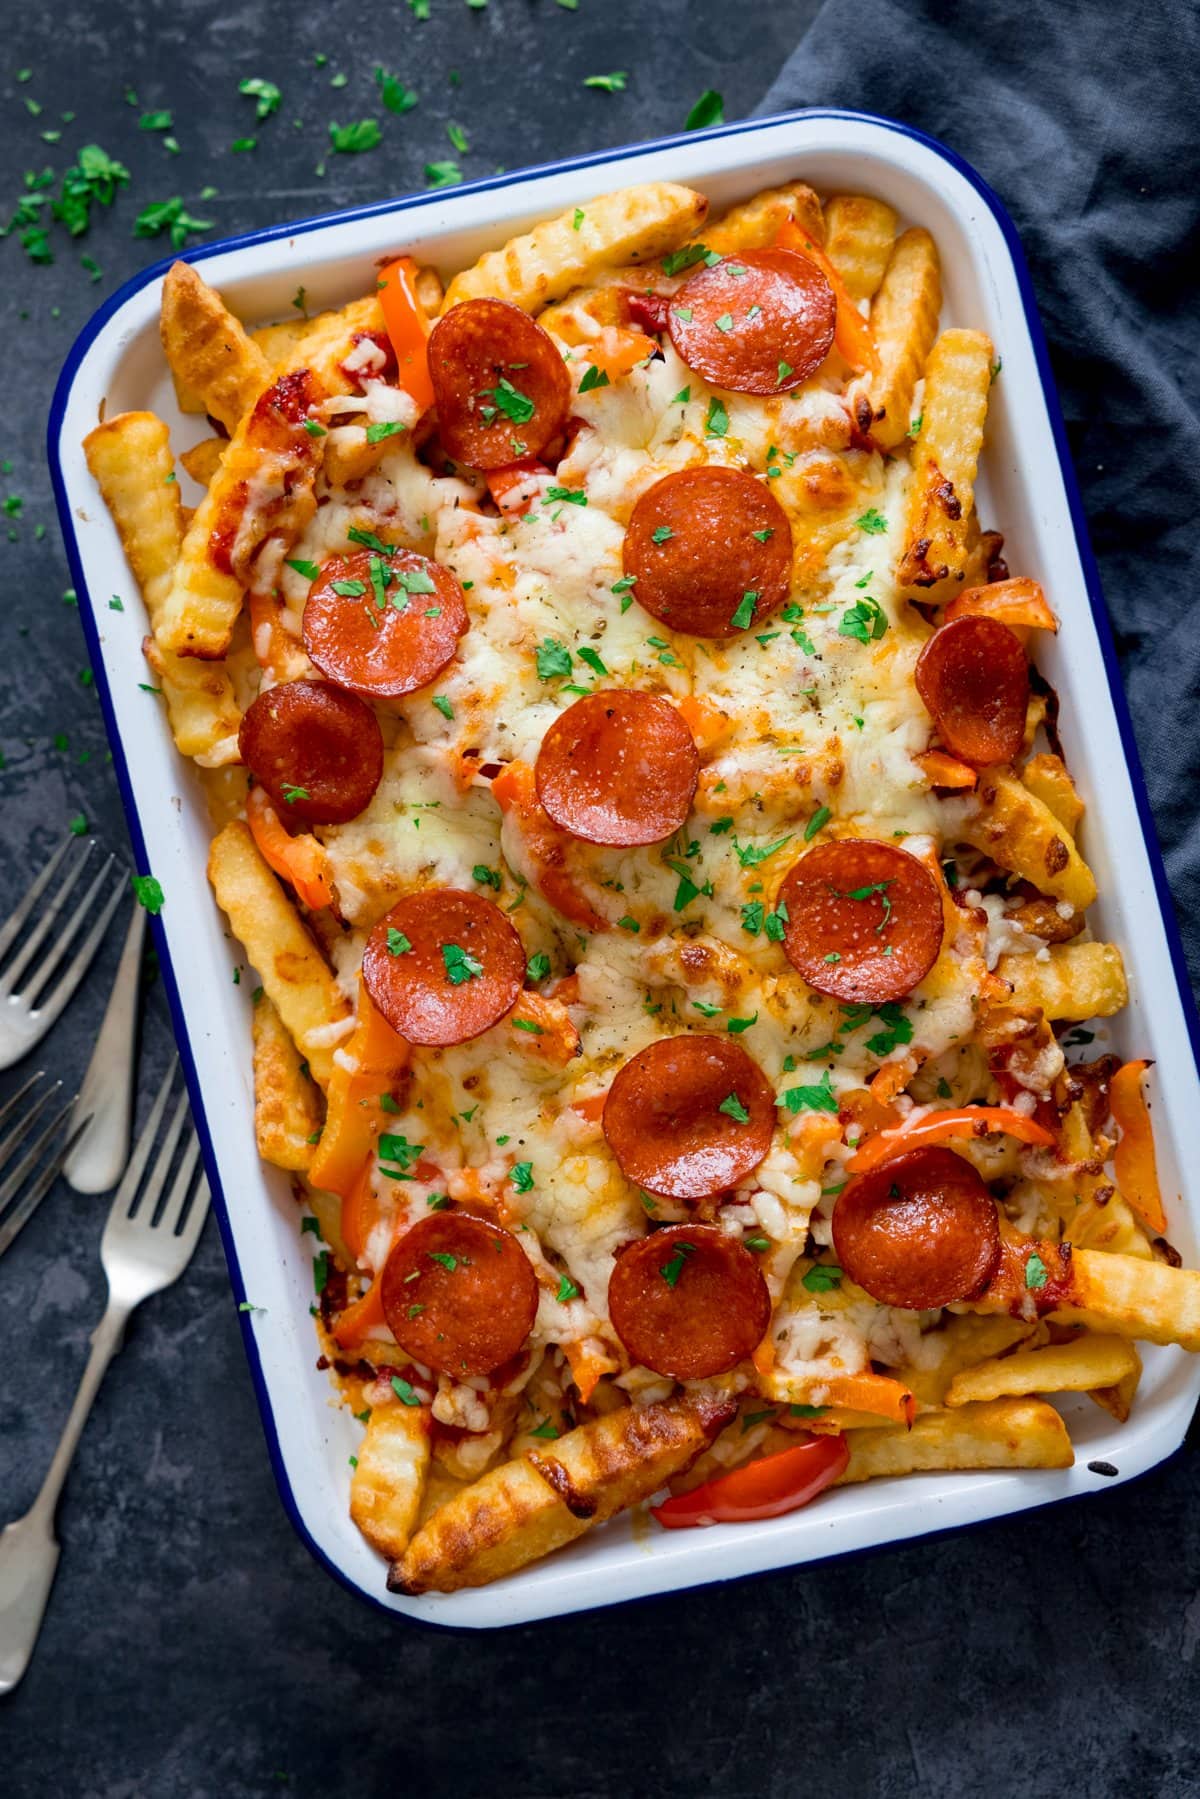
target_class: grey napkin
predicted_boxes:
[756,0,1200,991]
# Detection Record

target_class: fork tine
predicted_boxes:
[175,1168,211,1256]
[24,876,128,1032]
[0,1069,48,1138]
[0,844,96,996]
[0,837,75,963]
[159,1131,202,1234]
[111,1058,178,1217]
[0,1077,62,1173]
[0,1096,79,1223]
[21,857,122,1010]
[133,1087,190,1223]
[0,1110,90,1261]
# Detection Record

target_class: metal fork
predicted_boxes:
[0,1059,210,1694]
[0,837,129,1071]
[0,1071,92,1261]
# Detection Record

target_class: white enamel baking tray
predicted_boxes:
[49,110,1200,1628]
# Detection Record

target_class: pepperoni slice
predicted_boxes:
[302,548,468,702]
[361,889,525,1046]
[238,680,383,826]
[778,840,944,1004]
[831,1146,1002,1310]
[603,1036,776,1200]
[914,614,1030,769]
[534,690,699,847]
[426,298,571,470]
[622,467,793,637]
[668,250,836,395]
[380,1212,539,1377]
[607,1224,770,1379]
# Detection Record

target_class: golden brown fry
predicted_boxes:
[83,411,242,765]
[441,183,708,314]
[157,370,326,659]
[961,767,1098,910]
[898,328,993,588]
[836,1398,1074,1484]
[1089,1349,1142,1424]
[996,942,1127,1022]
[822,194,897,300]
[944,1334,1139,1407]
[391,1391,735,1595]
[160,261,270,434]
[1053,1249,1200,1351]
[252,996,323,1171]
[179,437,226,487]
[860,227,941,449]
[903,1315,1038,1407]
[207,822,350,1088]
[350,1403,432,1559]
[1022,752,1085,836]
[694,180,825,255]
[251,316,314,367]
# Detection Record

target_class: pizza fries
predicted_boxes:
[84,177,1199,1598]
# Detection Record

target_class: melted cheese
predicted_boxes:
[230,295,1023,1402]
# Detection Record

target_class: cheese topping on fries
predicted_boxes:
[84,176,1198,1598]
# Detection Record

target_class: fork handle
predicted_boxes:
[0,1300,127,1694]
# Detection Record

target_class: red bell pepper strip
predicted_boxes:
[652,1433,849,1528]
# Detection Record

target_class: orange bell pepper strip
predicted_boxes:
[246,785,334,912]
[787,1372,917,1427]
[945,578,1059,634]
[491,760,610,932]
[508,991,581,1065]
[839,1085,901,1139]
[847,1106,1055,1173]
[333,1269,388,1351]
[676,693,733,754]
[1110,1059,1166,1234]
[377,256,435,414]
[775,217,880,376]
[247,590,296,677]
[486,459,549,516]
[914,749,978,791]
[309,987,411,1205]
[563,1340,616,1405]
[577,327,657,385]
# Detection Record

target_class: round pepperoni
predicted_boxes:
[426,298,571,470]
[607,1224,771,1379]
[302,548,468,702]
[622,467,793,638]
[832,1146,1002,1310]
[362,889,525,1046]
[534,690,699,847]
[668,250,836,395]
[915,614,1030,769]
[603,1036,776,1200]
[238,680,383,826]
[380,1212,539,1377]
[778,840,944,1005]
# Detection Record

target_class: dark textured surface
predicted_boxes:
[1,2,1198,1795]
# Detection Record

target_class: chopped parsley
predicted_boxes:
[431,694,454,720]
[584,72,628,91]
[555,1274,579,1303]
[442,942,483,984]
[375,67,418,115]
[510,1161,535,1193]
[660,1242,695,1287]
[286,557,320,580]
[481,375,534,424]
[366,419,405,444]
[855,508,888,535]
[718,1092,750,1124]
[684,88,724,130]
[386,928,412,956]
[730,590,757,630]
[472,864,501,890]
[239,77,281,120]
[526,952,551,982]
[838,595,888,644]
[536,637,574,680]
[777,1070,837,1115]
[704,396,729,438]
[424,160,462,187]
[578,364,609,394]
[1025,1252,1049,1290]
[801,1263,843,1294]
[130,873,164,914]
[329,119,383,155]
